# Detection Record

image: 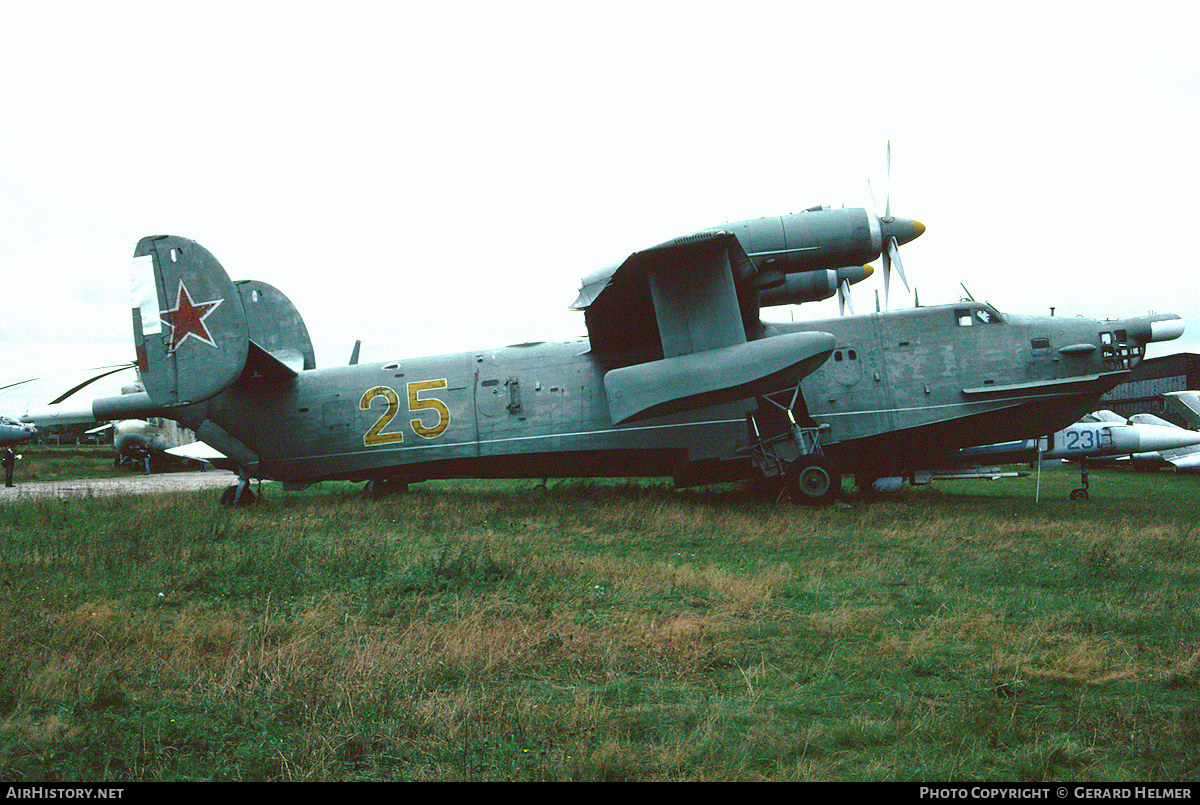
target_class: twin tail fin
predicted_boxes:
[132,235,314,408]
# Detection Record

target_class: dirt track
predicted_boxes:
[0,471,238,504]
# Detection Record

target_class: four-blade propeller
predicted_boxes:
[867,141,923,311]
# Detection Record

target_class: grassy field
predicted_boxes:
[1,448,1198,781]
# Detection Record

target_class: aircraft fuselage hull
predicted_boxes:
[185,302,1153,488]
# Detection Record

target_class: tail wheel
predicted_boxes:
[219,485,258,507]
[786,457,839,506]
[365,479,408,499]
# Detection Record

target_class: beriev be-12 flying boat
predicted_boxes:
[35,200,1183,506]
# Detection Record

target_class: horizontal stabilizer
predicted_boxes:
[1165,452,1200,472]
[244,341,301,382]
[604,331,835,424]
[165,441,227,463]
[22,392,166,428]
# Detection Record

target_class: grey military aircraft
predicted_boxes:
[40,202,1184,506]
[1122,413,1200,473]
[0,416,36,448]
[948,409,1200,499]
[1081,405,1200,474]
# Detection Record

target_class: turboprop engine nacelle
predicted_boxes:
[694,207,924,275]
[758,265,874,307]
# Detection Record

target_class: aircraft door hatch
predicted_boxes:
[1028,335,1055,382]
[476,375,506,418]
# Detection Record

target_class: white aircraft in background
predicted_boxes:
[950,407,1200,500]
[1107,391,1200,474]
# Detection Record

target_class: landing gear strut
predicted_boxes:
[220,472,258,507]
[747,383,839,506]
[1069,458,1090,501]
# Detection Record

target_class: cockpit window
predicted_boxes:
[956,306,1003,326]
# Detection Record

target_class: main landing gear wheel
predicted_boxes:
[786,457,839,506]
[1069,458,1090,501]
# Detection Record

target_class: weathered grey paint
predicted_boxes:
[92,219,1183,498]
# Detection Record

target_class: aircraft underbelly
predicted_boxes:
[257,413,747,483]
[823,390,1108,473]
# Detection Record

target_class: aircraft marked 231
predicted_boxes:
[1063,426,1101,452]
[360,380,450,446]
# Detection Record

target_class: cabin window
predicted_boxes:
[834,352,843,361]
[1115,329,1128,343]
[848,349,857,360]
[956,309,973,326]
[975,309,1001,324]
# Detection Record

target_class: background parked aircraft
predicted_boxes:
[17,375,213,473]
[951,408,1200,499]
[0,416,36,447]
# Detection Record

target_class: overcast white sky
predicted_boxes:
[3,2,1199,410]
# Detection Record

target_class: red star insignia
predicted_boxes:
[160,280,223,352]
